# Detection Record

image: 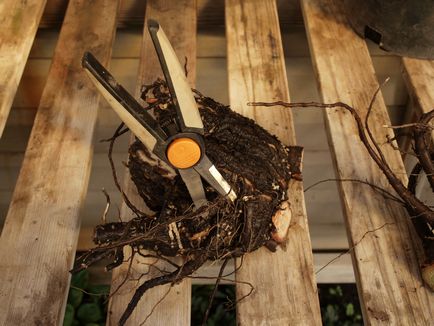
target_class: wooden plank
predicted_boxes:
[190,253,356,285]
[399,59,434,156]
[0,0,119,324]
[106,1,196,325]
[301,0,434,324]
[402,58,434,125]
[0,0,47,136]
[225,0,321,324]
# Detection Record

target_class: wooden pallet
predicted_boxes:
[0,0,433,325]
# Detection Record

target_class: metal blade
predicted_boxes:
[193,156,236,202]
[82,52,167,152]
[178,168,207,209]
[148,20,204,133]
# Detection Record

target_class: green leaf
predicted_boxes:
[87,284,110,295]
[86,284,110,302]
[76,303,103,323]
[336,285,343,297]
[72,320,80,326]
[71,270,89,289]
[84,323,100,326]
[67,288,83,308]
[63,304,74,326]
[346,303,354,316]
[325,304,339,323]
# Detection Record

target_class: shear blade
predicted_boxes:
[82,52,167,153]
[178,169,207,209]
[193,156,236,202]
[148,19,204,133]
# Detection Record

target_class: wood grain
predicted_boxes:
[301,0,434,324]
[401,58,434,154]
[0,0,119,324]
[0,0,47,136]
[1,21,405,263]
[402,58,434,116]
[226,0,321,324]
[106,1,196,325]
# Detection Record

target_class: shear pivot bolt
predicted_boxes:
[167,137,201,169]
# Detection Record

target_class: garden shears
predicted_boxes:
[82,19,236,208]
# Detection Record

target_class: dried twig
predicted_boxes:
[315,222,395,275]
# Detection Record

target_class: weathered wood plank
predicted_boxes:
[301,0,434,324]
[106,1,196,325]
[225,0,321,324]
[400,59,434,157]
[0,0,119,324]
[402,58,434,117]
[0,0,47,136]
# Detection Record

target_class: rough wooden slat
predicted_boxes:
[402,58,434,123]
[0,0,47,136]
[301,0,434,324]
[225,0,321,324]
[0,0,119,324]
[400,59,434,156]
[106,1,196,325]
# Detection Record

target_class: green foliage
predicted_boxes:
[77,303,103,323]
[63,304,75,326]
[191,285,236,326]
[319,284,363,326]
[64,271,362,325]
[191,284,362,326]
[68,288,83,308]
[87,284,110,304]
[71,270,89,289]
[63,270,110,326]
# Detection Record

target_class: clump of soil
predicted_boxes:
[74,79,302,325]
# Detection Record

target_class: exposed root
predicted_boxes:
[249,94,434,289]
[119,251,208,326]
[201,258,229,326]
[73,79,303,324]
